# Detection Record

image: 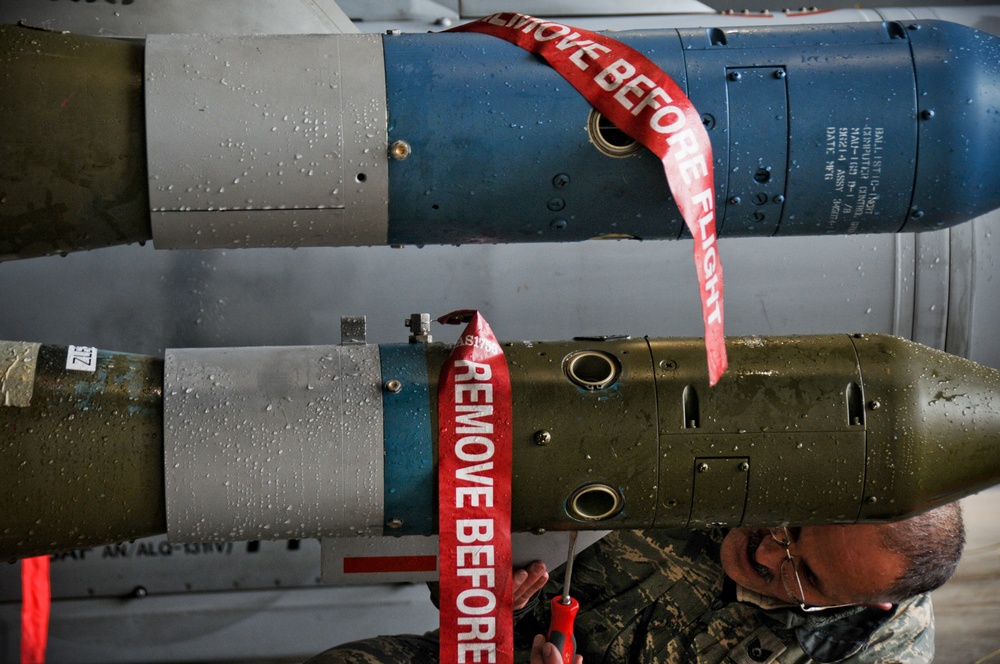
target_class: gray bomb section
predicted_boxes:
[3,333,999,562]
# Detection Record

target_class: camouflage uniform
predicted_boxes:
[306,529,934,664]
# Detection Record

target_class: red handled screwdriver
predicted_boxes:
[547,531,580,664]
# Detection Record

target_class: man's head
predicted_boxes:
[719,501,965,610]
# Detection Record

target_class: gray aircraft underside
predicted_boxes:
[1,1,1000,662]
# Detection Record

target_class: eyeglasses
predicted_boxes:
[768,527,856,613]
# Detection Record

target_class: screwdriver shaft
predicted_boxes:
[560,531,578,603]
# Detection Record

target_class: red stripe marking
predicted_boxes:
[342,555,438,574]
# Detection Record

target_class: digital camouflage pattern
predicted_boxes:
[305,530,934,664]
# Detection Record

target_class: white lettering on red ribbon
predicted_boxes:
[450,14,728,385]
[438,313,513,663]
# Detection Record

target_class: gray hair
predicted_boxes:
[877,501,966,603]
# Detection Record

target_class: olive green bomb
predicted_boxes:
[2,334,999,561]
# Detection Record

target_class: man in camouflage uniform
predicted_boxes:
[307,502,963,664]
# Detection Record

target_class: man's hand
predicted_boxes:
[518,561,582,662]
[530,634,583,664]
[513,561,549,610]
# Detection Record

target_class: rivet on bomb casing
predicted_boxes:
[547,197,566,212]
[531,527,547,535]
[773,69,786,79]
[911,210,925,219]
[131,586,148,599]
[389,140,411,160]
[920,109,935,120]
[550,219,568,231]
[659,359,677,371]
[701,114,716,130]
[729,196,742,205]
[867,399,881,410]
[534,430,552,446]
[552,173,570,189]
[698,462,710,472]
[666,498,679,507]
[384,379,403,393]
[739,462,750,472]
[728,71,741,82]
[867,496,878,504]
[386,518,404,528]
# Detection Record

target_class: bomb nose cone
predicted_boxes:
[853,334,1000,521]
[905,21,1000,231]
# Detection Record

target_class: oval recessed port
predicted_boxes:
[587,108,641,158]
[564,350,620,390]
[568,484,623,521]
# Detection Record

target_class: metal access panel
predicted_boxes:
[722,67,789,236]
[146,33,389,249]
[689,457,750,527]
